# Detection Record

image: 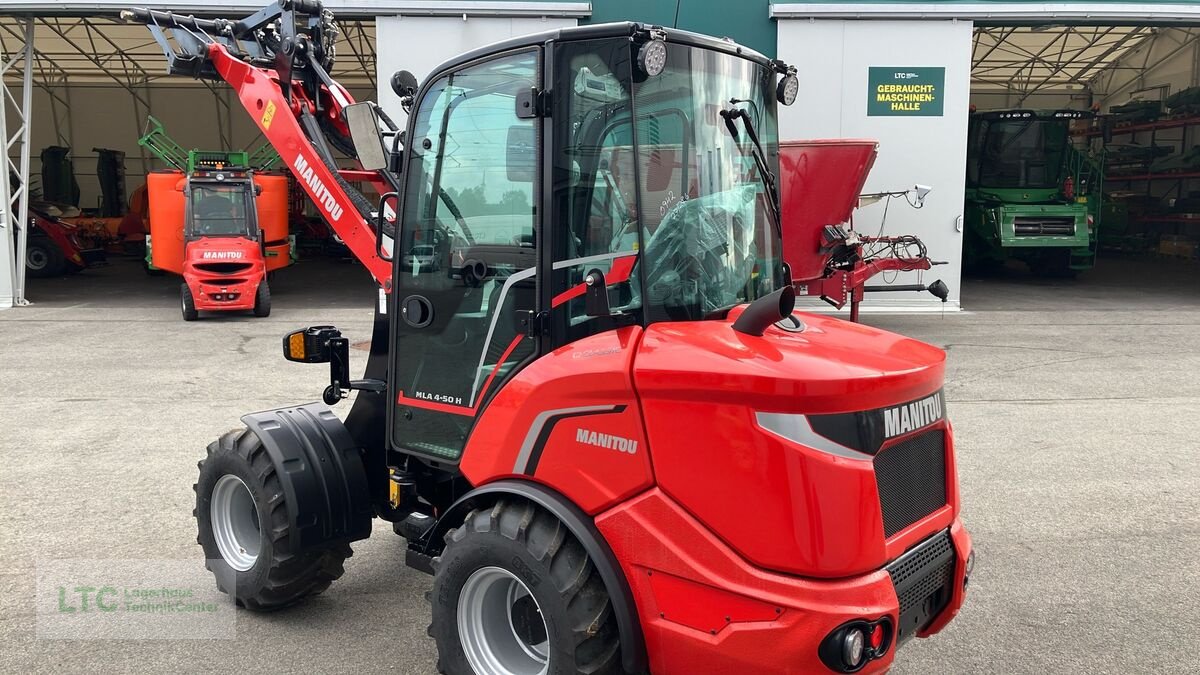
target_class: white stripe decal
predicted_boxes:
[512,405,619,473]
[755,412,873,461]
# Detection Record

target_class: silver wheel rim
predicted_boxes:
[458,566,549,675]
[210,474,261,571]
[27,248,47,270]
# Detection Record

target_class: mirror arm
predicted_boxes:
[584,269,611,317]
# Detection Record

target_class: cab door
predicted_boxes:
[390,49,542,462]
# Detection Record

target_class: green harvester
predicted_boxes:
[965,109,1103,276]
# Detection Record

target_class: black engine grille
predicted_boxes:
[886,529,955,642]
[1013,216,1075,236]
[874,429,947,537]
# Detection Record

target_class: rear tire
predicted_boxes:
[26,240,65,278]
[429,500,621,675]
[195,427,352,611]
[254,280,271,317]
[181,283,199,321]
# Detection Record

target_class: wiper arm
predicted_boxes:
[720,107,782,237]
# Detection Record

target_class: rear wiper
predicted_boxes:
[720,107,782,237]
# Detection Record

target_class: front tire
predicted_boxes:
[26,240,65,278]
[195,427,352,611]
[429,500,621,675]
[181,283,198,321]
[254,280,271,317]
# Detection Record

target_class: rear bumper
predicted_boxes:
[182,270,262,311]
[596,489,971,674]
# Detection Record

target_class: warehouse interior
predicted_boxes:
[2,4,1199,313]
[969,22,1200,278]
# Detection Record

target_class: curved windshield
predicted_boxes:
[188,183,253,237]
[633,46,782,320]
[968,118,1070,189]
[552,39,783,328]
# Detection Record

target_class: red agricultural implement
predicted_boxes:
[124,2,972,673]
[780,139,948,322]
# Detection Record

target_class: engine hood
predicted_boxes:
[631,310,952,577]
[634,308,945,415]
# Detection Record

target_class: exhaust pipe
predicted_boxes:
[733,286,796,337]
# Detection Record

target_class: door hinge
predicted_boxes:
[516,309,550,337]
[515,87,547,119]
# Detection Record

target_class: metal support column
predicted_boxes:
[0,17,33,308]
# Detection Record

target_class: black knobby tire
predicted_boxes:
[26,240,65,278]
[181,283,199,321]
[254,280,271,317]
[429,499,622,675]
[195,427,352,611]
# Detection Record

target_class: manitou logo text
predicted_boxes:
[883,392,943,438]
[576,428,638,454]
[293,154,345,223]
[201,251,243,259]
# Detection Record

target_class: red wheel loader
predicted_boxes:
[139,117,292,320]
[125,3,972,673]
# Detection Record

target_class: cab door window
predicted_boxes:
[391,50,539,461]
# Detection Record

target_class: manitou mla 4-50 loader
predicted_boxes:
[126,3,972,673]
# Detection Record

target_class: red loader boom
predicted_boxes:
[123,2,393,289]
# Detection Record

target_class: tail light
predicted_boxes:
[819,618,892,672]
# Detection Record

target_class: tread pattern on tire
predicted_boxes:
[430,499,621,675]
[254,281,271,317]
[196,427,351,611]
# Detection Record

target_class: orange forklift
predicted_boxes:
[140,116,291,319]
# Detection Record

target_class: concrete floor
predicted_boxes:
[1,254,1197,673]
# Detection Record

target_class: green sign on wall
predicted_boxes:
[868,67,945,117]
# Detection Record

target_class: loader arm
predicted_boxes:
[122,4,395,290]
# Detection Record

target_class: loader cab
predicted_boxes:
[388,23,793,461]
[184,174,259,241]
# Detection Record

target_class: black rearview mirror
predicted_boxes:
[343,102,388,171]
[506,125,535,183]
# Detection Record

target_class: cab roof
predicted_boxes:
[425,21,777,84]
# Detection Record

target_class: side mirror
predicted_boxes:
[343,102,388,171]
[506,124,535,182]
[584,269,610,317]
[254,184,263,197]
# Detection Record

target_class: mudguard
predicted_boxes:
[241,403,374,553]
[428,480,648,675]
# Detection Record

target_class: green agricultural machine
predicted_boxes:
[964,109,1103,276]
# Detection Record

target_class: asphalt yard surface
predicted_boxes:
[1,254,1197,673]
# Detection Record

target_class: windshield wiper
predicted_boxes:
[720,107,782,237]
